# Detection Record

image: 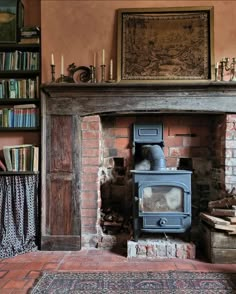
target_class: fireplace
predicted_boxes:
[40,82,236,251]
[131,124,192,241]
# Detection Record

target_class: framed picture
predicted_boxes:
[117,7,214,83]
[0,0,24,43]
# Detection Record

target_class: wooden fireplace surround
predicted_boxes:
[40,81,236,250]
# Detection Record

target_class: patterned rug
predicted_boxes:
[31,271,236,294]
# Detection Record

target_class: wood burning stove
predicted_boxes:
[131,124,192,241]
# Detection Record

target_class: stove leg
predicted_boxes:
[185,228,191,242]
[133,218,139,242]
[134,234,138,242]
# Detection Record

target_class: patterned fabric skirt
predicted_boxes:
[0,174,39,259]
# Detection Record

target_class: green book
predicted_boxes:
[0,83,3,98]
[9,79,17,99]
[3,144,33,172]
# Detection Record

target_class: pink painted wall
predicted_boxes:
[22,0,41,27]
[40,1,236,82]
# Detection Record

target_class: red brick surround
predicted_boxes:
[79,113,236,248]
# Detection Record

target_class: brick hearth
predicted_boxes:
[127,237,196,259]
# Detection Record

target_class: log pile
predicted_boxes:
[100,208,132,235]
[200,194,236,235]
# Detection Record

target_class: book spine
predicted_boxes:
[3,148,13,171]
[0,109,2,127]
[9,79,17,99]
[2,108,8,127]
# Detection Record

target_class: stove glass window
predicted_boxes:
[141,185,184,212]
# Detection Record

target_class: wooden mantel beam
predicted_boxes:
[41,82,236,116]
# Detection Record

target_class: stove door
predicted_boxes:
[137,181,191,232]
[138,182,190,215]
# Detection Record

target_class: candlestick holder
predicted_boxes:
[90,65,97,83]
[220,57,236,81]
[214,67,219,82]
[56,74,65,83]
[50,64,55,82]
[101,64,106,83]
[220,59,225,81]
[107,79,116,83]
[107,67,116,83]
[231,58,236,81]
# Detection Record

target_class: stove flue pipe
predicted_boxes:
[142,144,166,170]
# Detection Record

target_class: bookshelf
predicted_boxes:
[0,39,41,257]
[0,43,40,174]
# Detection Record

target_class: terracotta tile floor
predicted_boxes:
[0,249,236,294]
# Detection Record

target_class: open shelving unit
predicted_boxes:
[0,39,41,258]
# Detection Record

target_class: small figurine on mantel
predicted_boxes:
[66,63,91,83]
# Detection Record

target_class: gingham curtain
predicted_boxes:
[0,175,39,258]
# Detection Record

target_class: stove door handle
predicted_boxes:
[159,218,168,226]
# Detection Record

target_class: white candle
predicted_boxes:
[102,49,105,65]
[93,52,96,67]
[110,59,113,80]
[61,55,64,75]
[51,53,54,65]
[215,62,218,69]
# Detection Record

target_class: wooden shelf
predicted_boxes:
[0,98,40,105]
[0,127,40,132]
[0,43,40,50]
[0,70,40,77]
[0,171,39,176]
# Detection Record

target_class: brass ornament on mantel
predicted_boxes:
[219,58,236,82]
[56,63,92,83]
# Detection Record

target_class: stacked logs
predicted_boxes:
[100,208,132,235]
[200,193,236,235]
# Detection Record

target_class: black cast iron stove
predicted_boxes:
[131,124,192,241]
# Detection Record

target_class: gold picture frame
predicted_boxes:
[117,7,214,83]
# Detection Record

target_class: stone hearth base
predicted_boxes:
[127,236,196,259]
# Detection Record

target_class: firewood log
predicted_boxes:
[208,196,236,209]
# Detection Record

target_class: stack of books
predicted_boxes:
[3,144,39,172]
[0,104,39,128]
[19,26,40,44]
[0,78,39,99]
[0,51,40,70]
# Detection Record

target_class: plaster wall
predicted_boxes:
[40,1,236,82]
[22,0,41,27]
